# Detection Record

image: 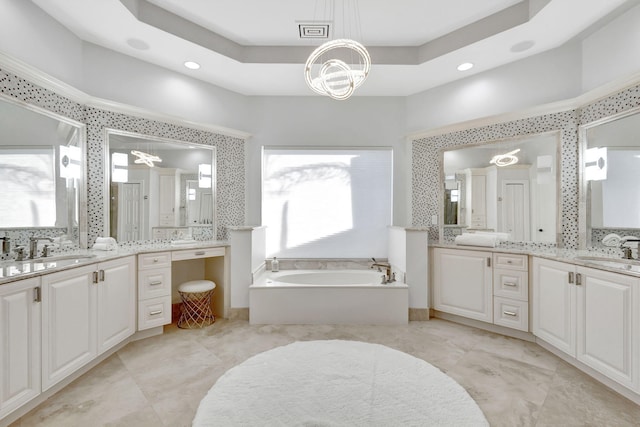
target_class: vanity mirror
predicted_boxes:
[579,106,640,247]
[0,94,86,248]
[105,129,216,243]
[441,132,560,244]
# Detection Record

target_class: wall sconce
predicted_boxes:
[111,152,129,183]
[584,147,607,181]
[59,145,81,179]
[198,164,212,188]
[536,155,553,184]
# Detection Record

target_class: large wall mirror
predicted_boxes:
[104,129,216,243]
[579,106,640,247]
[0,94,87,248]
[440,132,560,244]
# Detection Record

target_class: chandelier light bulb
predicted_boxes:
[131,150,162,167]
[304,39,371,100]
[489,149,520,167]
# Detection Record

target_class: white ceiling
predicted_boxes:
[30,0,633,97]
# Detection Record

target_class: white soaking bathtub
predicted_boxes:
[249,270,409,325]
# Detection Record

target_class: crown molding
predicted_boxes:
[85,97,252,140]
[406,70,640,141]
[0,51,251,140]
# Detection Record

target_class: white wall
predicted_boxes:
[81,44,250,132]
[405,42,583,133]
[582,3,640,92]
[244,96,409,227]
[0,0,84,87]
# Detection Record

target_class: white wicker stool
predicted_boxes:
[177,280,216,329]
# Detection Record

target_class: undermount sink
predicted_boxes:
[575,256,640,273]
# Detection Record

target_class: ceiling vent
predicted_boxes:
[299,24,330,39]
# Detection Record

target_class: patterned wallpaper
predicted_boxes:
[0,68,245,245]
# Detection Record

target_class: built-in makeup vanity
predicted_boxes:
[0,242,229,425]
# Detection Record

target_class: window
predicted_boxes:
[263,148,392,258]
[0,147,56,227]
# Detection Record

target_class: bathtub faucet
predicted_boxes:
[370,258,393,283]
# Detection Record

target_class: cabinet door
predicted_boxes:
[41,265,97,391]
[97,257,136,355]
[433,248,493,323]
[576,267,639,390]
[0,278,41,419]
[532,257,576,357]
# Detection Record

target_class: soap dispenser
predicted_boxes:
[271,257,279,272]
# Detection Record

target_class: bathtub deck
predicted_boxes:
[249,284,408,325]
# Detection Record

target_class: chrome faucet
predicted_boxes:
[0,235,10,256]
[29,236,54,259]
[619,238,640,260]
[370,258,393,282]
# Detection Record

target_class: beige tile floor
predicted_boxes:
[11,318,640,426]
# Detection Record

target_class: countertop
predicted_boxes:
[0,240,229,285]
[430,242,640,278]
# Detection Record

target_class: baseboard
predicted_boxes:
[229,307,249,320]
[433,310,535,342]
[409,308,430,321]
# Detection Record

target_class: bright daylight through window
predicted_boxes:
[263,148,392,258]
[0,147,56,227]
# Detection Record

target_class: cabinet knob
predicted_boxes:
[153,258,158,263]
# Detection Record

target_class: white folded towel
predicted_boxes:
[93,237,117,251]
[455,233,498,247]
[475,231,511,242]
[93,242,117,251]
[95,237,117,245]
[601,233,622,247]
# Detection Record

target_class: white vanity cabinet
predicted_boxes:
[137,252,172,330]
[532,257,639,392]
[0,277,41,419]
[532,257,575,355]
[97,257,136,354]
[41,256,135,391]
[492,253,529,331]
[433,248,493,323]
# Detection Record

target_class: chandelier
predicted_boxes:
[303,1,371,100]
[489,149,520,167]
[131,150,162,167]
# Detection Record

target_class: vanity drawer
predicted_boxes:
[138,296,172,331]
[172,247,225,261]
[138,252,172,269]
[493,253,527,270]
[493,269,528,301]
[493,297,529,332]
[138,267,171,300]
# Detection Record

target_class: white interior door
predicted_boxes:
[502,181,530,241]
[118,182,142,242]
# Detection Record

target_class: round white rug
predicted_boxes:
[193,340,488,426]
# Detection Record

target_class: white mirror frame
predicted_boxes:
[578,105,640,249]
[103,128,217,242]
[0,92,88,248]
[438,130,563,246]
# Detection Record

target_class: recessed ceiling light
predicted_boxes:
[126,38,149,50]
[457,62,474,71]
[184,61,200,70]
[510,40,535,53]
